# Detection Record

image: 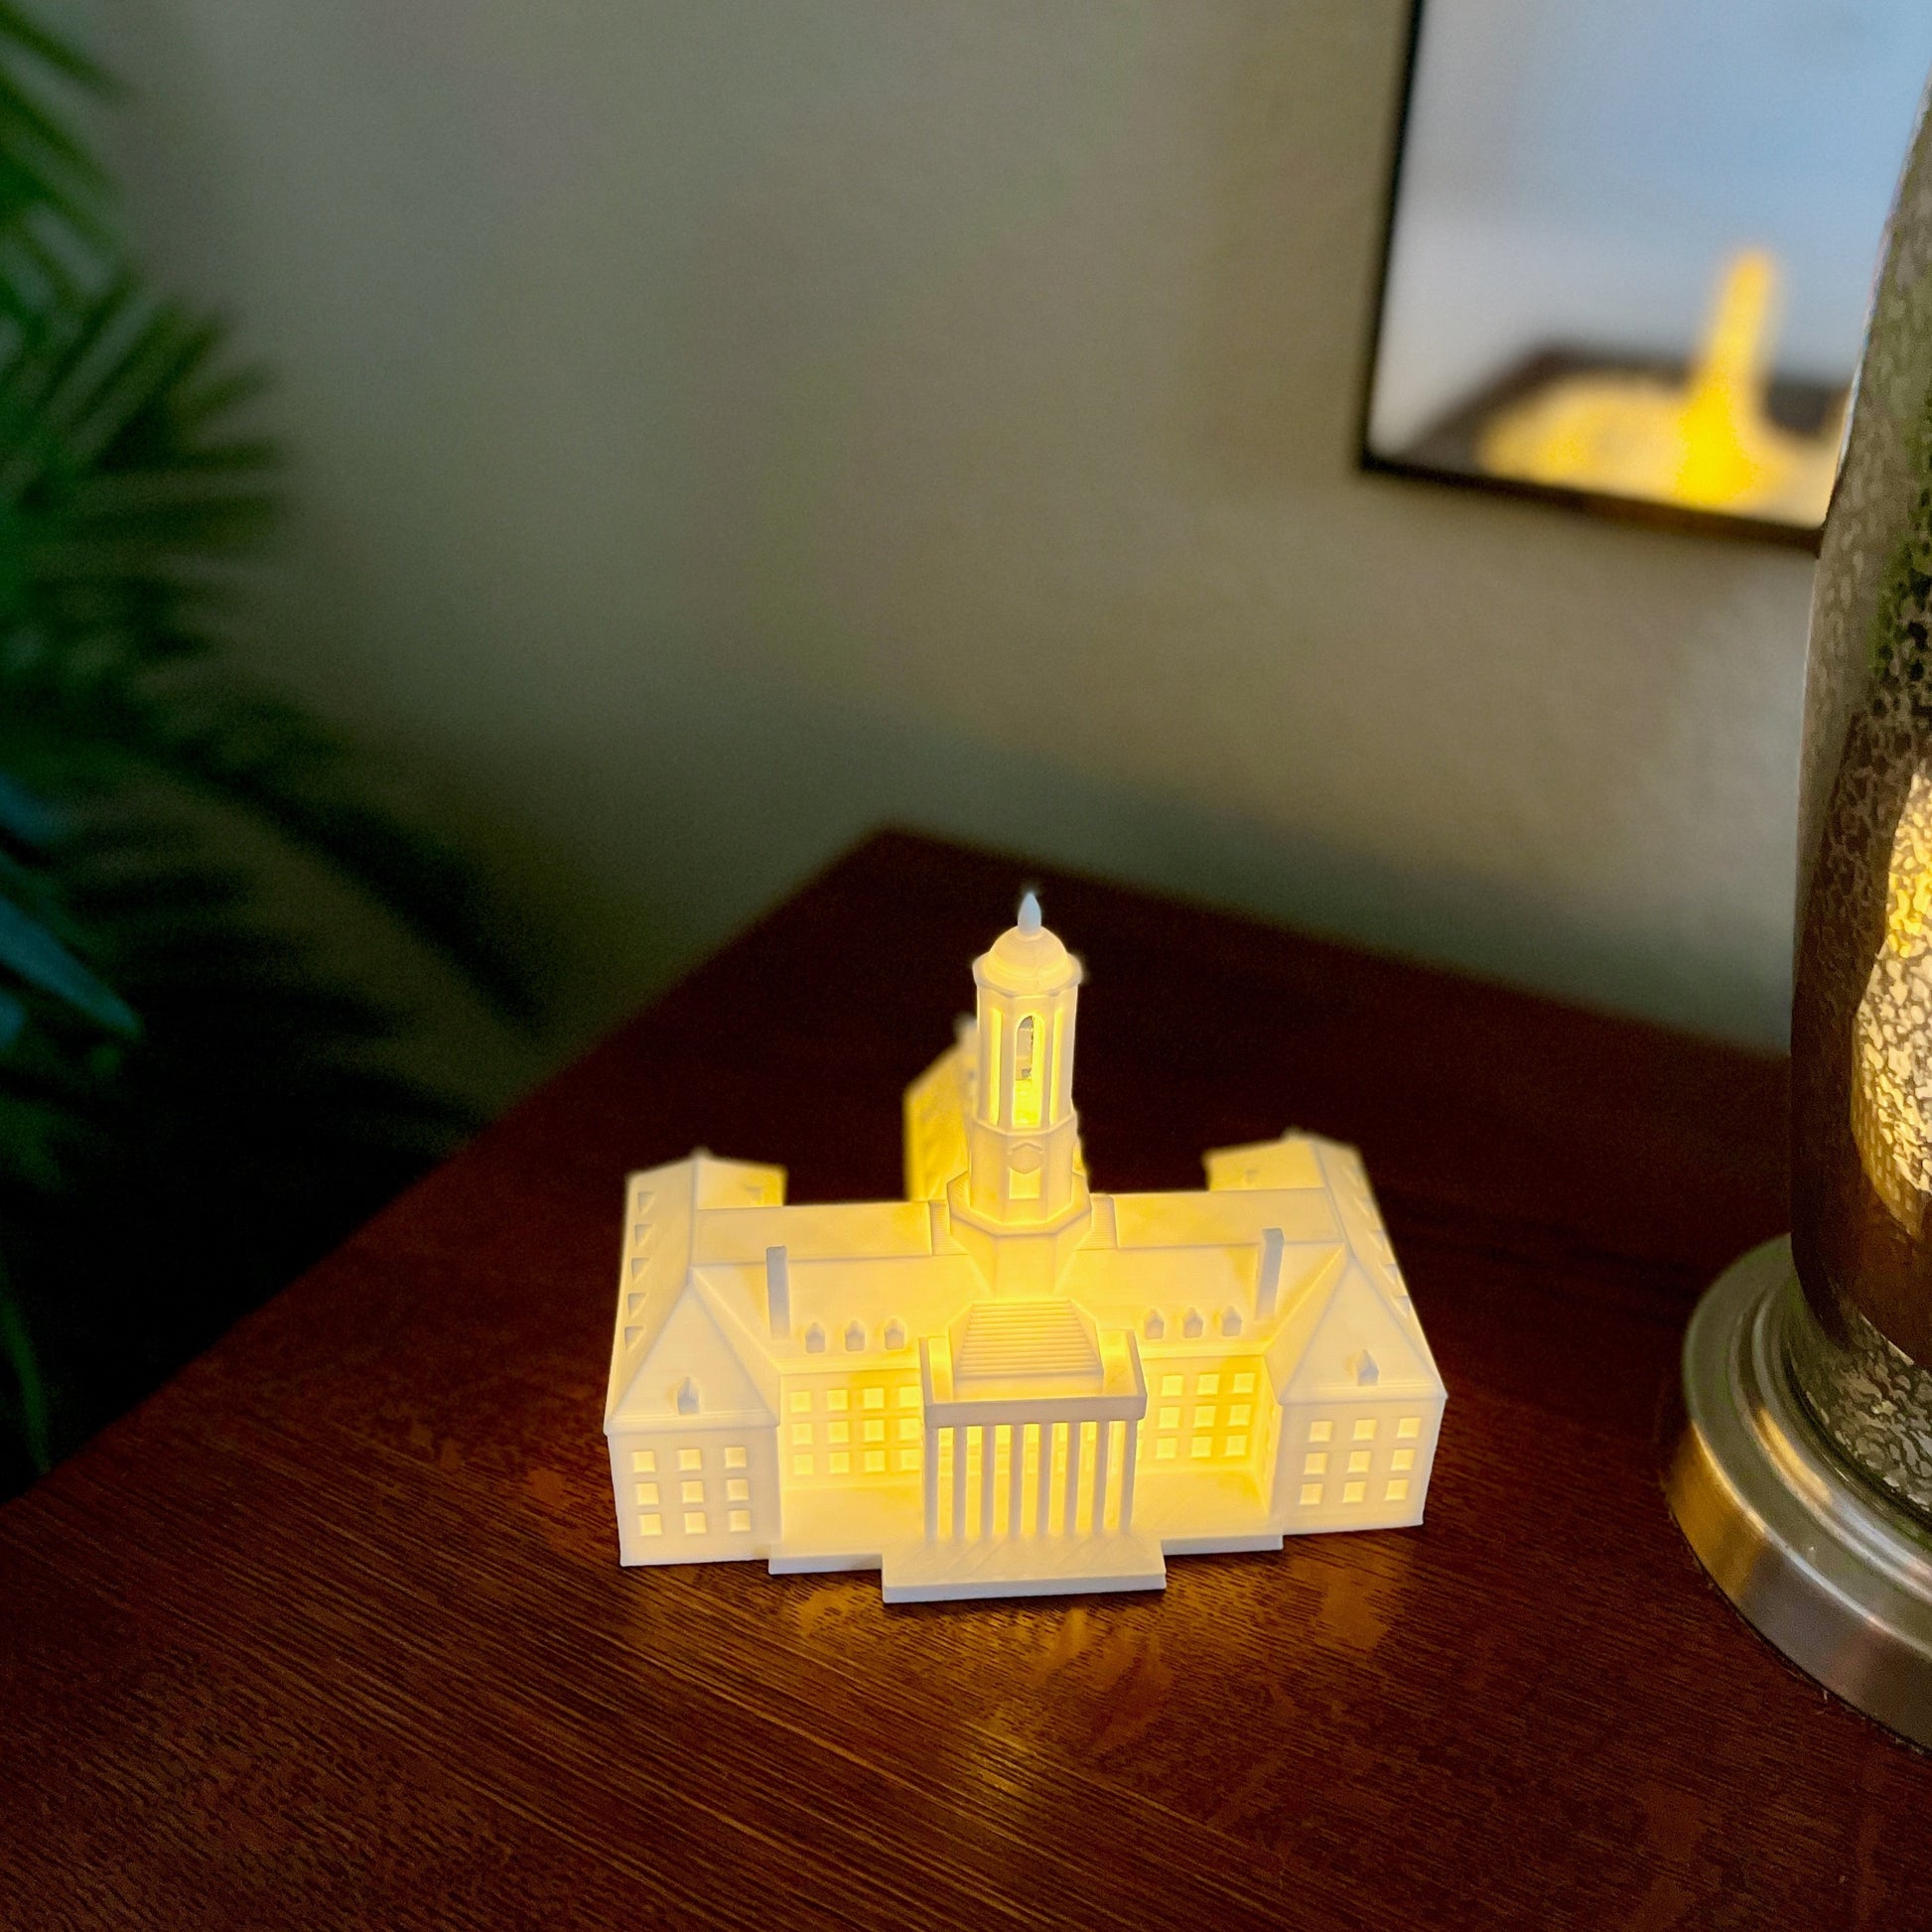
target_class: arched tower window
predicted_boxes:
[1011,1014,1042,1129]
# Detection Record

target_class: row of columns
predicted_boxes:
[922,1417,1139,1541]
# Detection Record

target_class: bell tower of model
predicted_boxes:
[945,894,1093,1293]
[966,893,1081,1221]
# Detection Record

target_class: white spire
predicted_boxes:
[1017,891,1042,935]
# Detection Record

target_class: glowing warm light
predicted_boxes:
[1477,249,1843,525]
[605,899,1446,1602]
[1853,770,1932,1226]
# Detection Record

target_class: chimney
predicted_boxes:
[766,1244,791,1339]
[1257,1226,1285,1319]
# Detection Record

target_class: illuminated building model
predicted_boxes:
[604,897,1446,1602]
[1479,248,1843,526]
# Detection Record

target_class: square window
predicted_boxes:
[1229,1403,1253,1427]
[1391,1449,1416,1472]
[1192,1406,1216,1429]
[1161,1374,1183,1397]
[630,1449,657,1475]
[827,1390,850,1413]
[729,1508,752,1532]
[829,1451,851,1475]
[898,1448,921,1471]
[863,1388,886,1410]
[1347,1450,1370,1474]
[897,1385,920,1408]
[1352,1419,1377,1442]
[1189,1437,1212,1459]
[726,1478,750,1502]
[1309,1421,1333,1443]
[864,1449,887,1473]
[1232,1372,1256,1395]
[1224,1436,1248,1457]
[792,1454,813,1477]
[1397,1416,1421,1440]
[679,1448,703,1470]
[1156,1438,1177,1460]
[1159,1406,1180,1430]
[681,1479,705,1503]
[683,1510,708,1535]
[634,1482,659,1506]
[1299,1482,1322,1506]
[1304,1451,1327,1475]
[897,1418,920,1441]
[828,1421,850,1445]
[789,1391,812,1414]
[724,1447,748,1469]
[790,1423,813,1447]
[1197,1373,1220,1396]
[639,1513,662,1537]
[863,1420,886,1444]
[1342,1480,1365,1504]
[1385,1478,1410,1502]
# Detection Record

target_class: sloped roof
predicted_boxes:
[605,1153,782,1429]
[606,1132,1444,1436]
[607,1275,775,1430]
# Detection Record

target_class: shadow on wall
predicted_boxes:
[564,643,1792,1058]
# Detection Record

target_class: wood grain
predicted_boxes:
[2,829,1922,1929]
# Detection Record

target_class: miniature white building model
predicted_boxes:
[605,897,1445,1602]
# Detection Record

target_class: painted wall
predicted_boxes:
[106,0,1818,1061]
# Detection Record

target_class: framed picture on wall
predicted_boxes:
[1358,0,1932,547]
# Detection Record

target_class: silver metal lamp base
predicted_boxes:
[1668,1236,1932,1747]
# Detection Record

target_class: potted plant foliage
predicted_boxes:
[0,3,535,1492]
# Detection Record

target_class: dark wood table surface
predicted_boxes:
[3,829,1923,1928]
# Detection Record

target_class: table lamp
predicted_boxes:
[1669,83,1932,1742]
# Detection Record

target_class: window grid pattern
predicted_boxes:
[1294,1413,1428,1507]
[777,1375,923,1481]
[1140,1361,1264,1465]
[622,1441,762,1540]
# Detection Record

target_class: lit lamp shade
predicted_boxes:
[1669,78,1932,1744]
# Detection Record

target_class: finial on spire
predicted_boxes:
[1017,891,1041,936]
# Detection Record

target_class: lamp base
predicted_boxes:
[1668,1236,1932,1747]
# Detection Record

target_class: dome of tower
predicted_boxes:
[976,893,1083,994]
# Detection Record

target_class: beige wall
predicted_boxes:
[108,0,1816,1054]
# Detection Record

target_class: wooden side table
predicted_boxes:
[2,831,1921,1928]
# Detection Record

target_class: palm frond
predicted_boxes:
[0,791,484,1466]
[0,1249,49,1472]
[0,268,538,1015]
[0,4,547,1489]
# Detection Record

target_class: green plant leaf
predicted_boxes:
[0,1247,50,1472]
[0,3,545,1492]
[0,888,135,1033]
[0,2,111,95]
